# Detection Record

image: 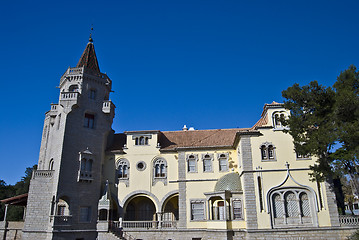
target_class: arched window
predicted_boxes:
[202,154,213,172]
[272,111,286,129]
[69,84,79,92]
[187,154,197,173]
[284,191,298,217]
[268,145,274,159]
[154,158,167,178]
[134,136,150,145]
[271,189,313,226]
[260,145,267,160]
[300,192,310,217]
[57,198,70,216]
[272,193,284,218]
[49,159,54,170]
[218,153,229,172]
[117,159,129,179]
[260,142,276,161]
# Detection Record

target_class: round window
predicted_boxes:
[136,161,146,171]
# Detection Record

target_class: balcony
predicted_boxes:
[51,215,72,228]
[60,92,79,101]
[111,220,178,229]
[78,170,93,182]
[102,100,115,114]
[32,170,54,179]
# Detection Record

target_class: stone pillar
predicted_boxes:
[157,212,162,228]
[241,136,258,229]
[178,152,187,228]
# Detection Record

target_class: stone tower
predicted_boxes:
[23,37,115,240]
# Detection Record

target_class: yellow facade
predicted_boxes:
[100,102,340,232]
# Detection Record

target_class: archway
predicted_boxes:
[124,196,156,221]
[162,195,179,221]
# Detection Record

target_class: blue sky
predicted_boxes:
[0,0,358,185]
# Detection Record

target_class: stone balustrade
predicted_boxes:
[339,215,359,226]
[60,92,79,101]
[32,170,54,179]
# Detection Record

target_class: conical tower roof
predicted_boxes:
[76,36,100,73]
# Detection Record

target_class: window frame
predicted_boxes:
[202,154,213,173]
[190,200,206,221]
[232,199,243,220]
[84,113,95,129]
[187,154,198,173]
[79,206,91,223]
[117,159,130,179]
[260,142,277,161]
[217,153,229,172]
[89,89,97,100]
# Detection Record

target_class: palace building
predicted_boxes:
[5,37,357,240]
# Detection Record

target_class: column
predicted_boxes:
[178,152,187,228]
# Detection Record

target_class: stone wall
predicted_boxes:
[120,227,357,240]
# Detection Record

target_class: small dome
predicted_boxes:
[214,172,242,192]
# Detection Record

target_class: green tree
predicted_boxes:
[282,81,336,181]
[282,65,359,195]
[333,65,359,194]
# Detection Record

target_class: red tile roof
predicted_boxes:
[76,41,100,73]
[108,128,259,152]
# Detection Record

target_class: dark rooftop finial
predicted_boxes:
[89,25,94,43]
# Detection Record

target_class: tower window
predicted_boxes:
[260,142,276,161]
[69,84,79,92]
[84,113,95,129]
[273,112,286,129]
[78,149,94,182]
[79,206,91,222]
[134,135,151,145]
[89,89,96,100]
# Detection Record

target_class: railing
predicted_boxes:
[32,170,54,179]
[67,67,83,75]
[161,220,177,228]
[60,92,79,101]
[339,215,359,226]
[123,221,159,229]
[110,220,178,230]
[51,215,72,226]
